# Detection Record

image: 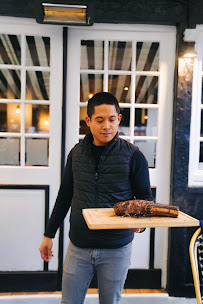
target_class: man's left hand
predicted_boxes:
[130,228,146,233]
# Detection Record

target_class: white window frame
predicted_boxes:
[186,25,203,186]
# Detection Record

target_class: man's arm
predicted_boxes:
[44,150,74,238]
[39,151,73,261]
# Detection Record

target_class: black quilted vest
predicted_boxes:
[69,132,136,248]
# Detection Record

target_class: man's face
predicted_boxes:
[85,104,122,146]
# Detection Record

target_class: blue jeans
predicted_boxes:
[61,241,132,304]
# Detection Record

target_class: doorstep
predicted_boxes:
[0,288,167,296]
[0,289,196,304]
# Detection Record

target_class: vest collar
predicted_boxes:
[83,132,119,154]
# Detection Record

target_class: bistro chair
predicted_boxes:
[189,226,203,304]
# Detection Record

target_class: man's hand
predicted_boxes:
[39,236,54,262]
[130,228,146,233]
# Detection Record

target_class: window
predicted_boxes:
[79,39,159,168]
[187,25,203,186]
[0,34,50,166]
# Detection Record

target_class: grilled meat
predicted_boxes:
[113,200,179,218]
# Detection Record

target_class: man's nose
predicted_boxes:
[103,120,110,129]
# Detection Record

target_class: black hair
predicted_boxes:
[87,92,120,118]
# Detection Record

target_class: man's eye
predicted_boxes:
[97,120,103,123]
[110,119,116,122]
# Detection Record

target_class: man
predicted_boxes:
[39,92,153,304]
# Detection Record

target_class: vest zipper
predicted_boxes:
[95,172,98,206]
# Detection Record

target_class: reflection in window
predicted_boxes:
[79,107,89,135]
[119,108,130,136]
[0,34,21,65]
[26,71,50,100]
[81,40,104,70]
[80,74,103,102]
[25,138,49,166]
[134,108,157,136]
[25,104,49,133]
[26,36,50,67]
[0,137,20,166]
[202,78,203,104]
[0,69,21,99]
[135,76,158,104]
[0,103,21,132]
[134,140,156,168]
[136,42,159,71]
[108,75,131,103]
[200,142,203,164]
[109,41,132,71]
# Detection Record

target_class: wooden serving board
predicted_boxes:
[82,208,199,230]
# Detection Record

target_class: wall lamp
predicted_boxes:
[36,2,94,26]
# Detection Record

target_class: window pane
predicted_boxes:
[108,75,131,103]
[109,41,132,71]
[25,138,49,166]
[25,104,49,133]
[135,75,158,104]
[80,74,103,102]
[26,71,50,100]
[136,42,159,71]
[201,109,203,136]
[81,40,104,70]
[0,103,21,132]
[0,34,21,65]
[134,140,157,168]
[79,107,89,135]
[119,108,130,136]
[0,69,21,99]
[26,36,50,67]
[134,108,157,136]
[202,78,203,104]
[200,142,203,163]
[0,137,20,166]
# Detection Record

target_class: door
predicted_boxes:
[65,24,176,288]
[0,17,63,291]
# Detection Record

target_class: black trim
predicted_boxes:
[149,228,155,269]
[57,26,68,291]
[0,272,58,292]
[90,269,162,289]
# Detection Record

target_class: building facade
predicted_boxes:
[0,0,202,297]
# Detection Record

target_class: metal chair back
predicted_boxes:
[189,227,203,304]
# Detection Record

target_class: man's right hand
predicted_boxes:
[39,236,54,262]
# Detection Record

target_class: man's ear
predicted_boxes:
[85,116,91,127]
[118,114,122,124]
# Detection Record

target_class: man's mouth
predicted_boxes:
[101,132,112,136]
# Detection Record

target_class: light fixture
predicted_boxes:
[124,87,129,91]
[88,93,93,99]
[182,42,197,58]
[16,105,20,114]
[36,2,94,26]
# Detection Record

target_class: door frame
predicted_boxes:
[65,23,176,288]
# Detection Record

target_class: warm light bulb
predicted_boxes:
[124,87,129,91]
[88,93,93,99]
[44,120,49,125]
[16,105,20,114]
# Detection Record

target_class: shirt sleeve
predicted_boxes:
[130,149,153,201]
[44,150,73,238]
